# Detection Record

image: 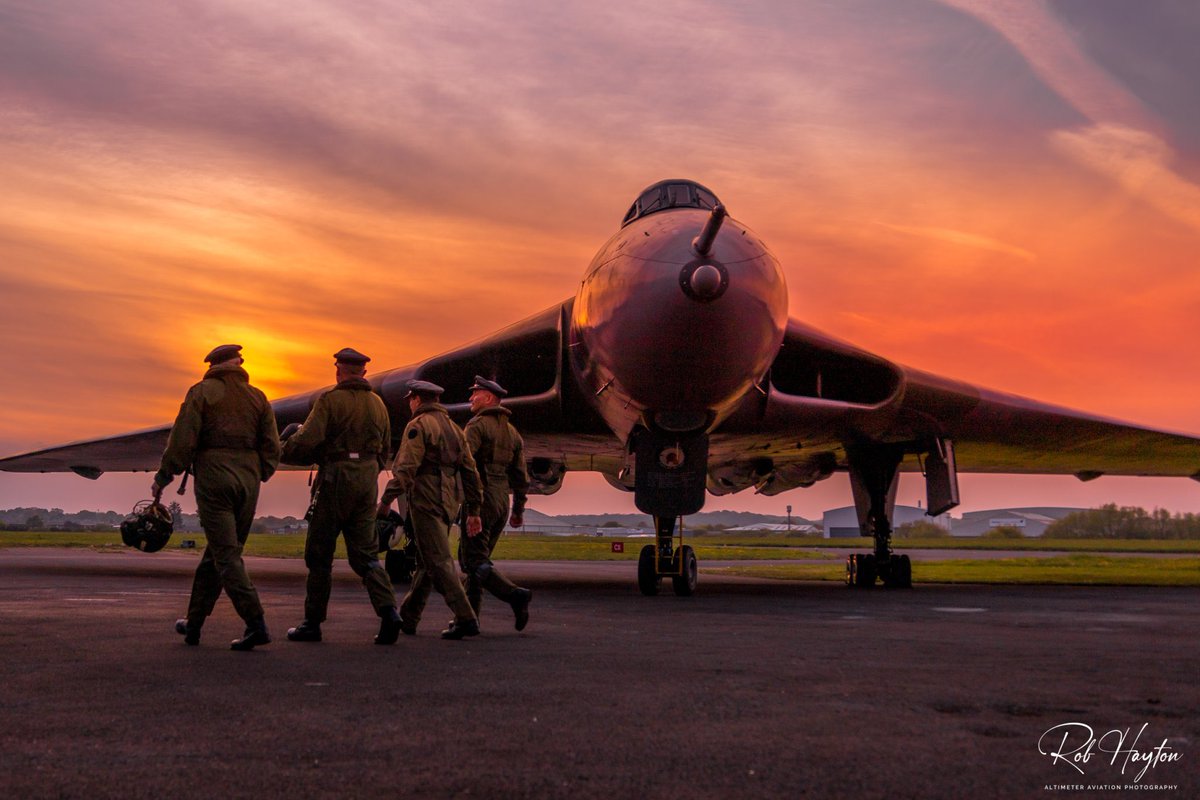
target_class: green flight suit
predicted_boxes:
[154,363,280,626]
[381,403,482,627]
[280,377,395,622]
[459,405,529,615]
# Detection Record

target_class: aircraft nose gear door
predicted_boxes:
[633,432,708,518]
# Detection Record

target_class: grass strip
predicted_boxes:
[0,531,837,561]
[2,531,1198,571]
[709,555,1200,587]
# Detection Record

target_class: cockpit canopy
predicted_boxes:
[621,180,721,227]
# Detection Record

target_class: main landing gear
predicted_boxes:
[844,445,913,589]
[637,515,697,597]
[844,437,959,589]
[846,551,911,589]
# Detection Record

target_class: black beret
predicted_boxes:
[333,347,370,366]
[204,344,242,364]
[404,379,444,398]
[469,375,507,397]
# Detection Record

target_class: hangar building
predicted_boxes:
[949,507,1080,537]
[822,505,951,538]
[821,505,1082,538]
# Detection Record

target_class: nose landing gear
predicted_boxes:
[637,515,697,597]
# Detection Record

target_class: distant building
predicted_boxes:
[950,507,1080,537]
[822,505,951,538]
[586,526,652,536]
[821,505,1082,538]
[725,523,818,534]
[505,523,593,535]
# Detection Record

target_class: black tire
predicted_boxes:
[637,545,661,596]
[849,553,876,588]
[385,548,412,585]
[671,545,698,596]
[890,554,912,589]
[860,554,877,587]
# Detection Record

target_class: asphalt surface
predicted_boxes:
[1,548,1195,799]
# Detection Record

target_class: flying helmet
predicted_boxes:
[376,509,406,554]
[120,500,174,553]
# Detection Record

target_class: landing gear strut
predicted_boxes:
[844,446,912,589]
[637,515,697,597]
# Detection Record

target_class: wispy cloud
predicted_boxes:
[937,0,1153,128]
[874,222,1036,263]
[1051,124,1200,231]
[938,0,1200,234]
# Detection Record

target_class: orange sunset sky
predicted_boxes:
[2,0,1199,519]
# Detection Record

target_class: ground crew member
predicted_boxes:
[460,376,532,630]
[280,348,402,645]
[153,344,280,651]
[377,380,483,640]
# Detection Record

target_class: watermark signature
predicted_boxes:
[1038,722,1182,785]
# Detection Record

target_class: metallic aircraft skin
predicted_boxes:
[3,179,1199,516]
[571,206,788,441]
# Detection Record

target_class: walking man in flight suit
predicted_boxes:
[280,348,402,645]
[460,376,532,630]
[377,380,483,640]
[153,344,280,651]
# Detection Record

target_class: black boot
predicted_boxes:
[286,620,322,642]
[230,617,271,651]
[440,618,480,640]
[375,607,402,645]
[175,618,202,646]
[509,588,532,632]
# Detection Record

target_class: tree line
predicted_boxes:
[0,504,305,533]
[1044,504,1200,539]
[890,504,1200,540]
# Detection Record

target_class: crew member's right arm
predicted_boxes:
[280,395,330,466]
[507,432,529,528]
[152,385,205,496]
[378,420,424,516]
[464,419,485,467]
[458,435,484,536]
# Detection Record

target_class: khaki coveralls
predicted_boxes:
[280,377,396,622]
[381,403,482,627]
[459,405,529,615]
[154,363,280,626]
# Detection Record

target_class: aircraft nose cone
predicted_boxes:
[684,263,727,301]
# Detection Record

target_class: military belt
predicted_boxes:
[324,450,381,463]
[197,435,258,451]
[416,464,457,477]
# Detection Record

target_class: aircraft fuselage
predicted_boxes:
[570,197,789,443]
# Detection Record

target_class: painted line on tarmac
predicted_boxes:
[931,606,987,613]
[110,590,182,596]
